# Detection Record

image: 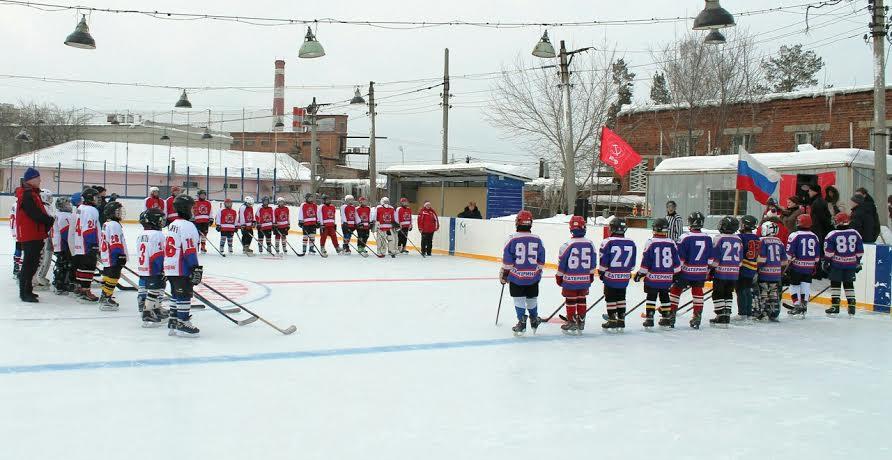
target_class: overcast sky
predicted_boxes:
[0,0,881,171]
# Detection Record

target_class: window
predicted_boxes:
[628,162,647,193]
[794,131,822,149]
[225,183,238,189]
[244,139,255,146]
[730,134,755,154]
[182,181,199,188]
[867,128,892,152]
[260,140,270,146]
[709,190,746,216]
[672,135,699,156]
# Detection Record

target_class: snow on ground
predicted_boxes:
[1,223,891,460]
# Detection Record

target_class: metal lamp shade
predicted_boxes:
[160,133,170,141]
[175,90,192,108]
[532,31,557,58]
[350,87,366,105]
[274,121,285,128]
[692,0,735,30]
[298,27,325,59]
[704,29,726,45]
[201,128,213,140]
[64,15,96,49]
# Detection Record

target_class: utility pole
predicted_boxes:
[368,82,378,203]
[440,49,451,215]
[871,0,889,226]
[308,97,321,193]
[559,40,578,216]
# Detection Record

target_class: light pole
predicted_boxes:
[870,0,889,226]
[350,84,378,203]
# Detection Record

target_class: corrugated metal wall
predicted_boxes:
[485,175,524,219]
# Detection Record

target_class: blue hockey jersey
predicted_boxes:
[639,237,681,289]
[501,232,545,286]
[677,231,713,282]
[557,237,597,290]
[710,234,742,281]
[597,237,637,289]
[757,236,787,282]
[786,230,820,275]
[823,228,864,270]
[738,232,760,279]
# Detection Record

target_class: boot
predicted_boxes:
[512,315,527,335]
[98,293,120,311]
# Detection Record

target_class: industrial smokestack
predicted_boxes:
[273,59,285,131]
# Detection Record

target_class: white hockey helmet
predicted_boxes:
[344,194,355,203]
[39,188,53,206]
[276,196,285,204]
[380,197,390,206]
[244,196,255,205]
[760,220,779,238]
[149,186,160,195]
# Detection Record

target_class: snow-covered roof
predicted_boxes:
[526,176,614,188]
[8,140,310,180]
[322,177,387,187]
[382,162,534,181]
[652,148,892,175]
[620,84,885,116]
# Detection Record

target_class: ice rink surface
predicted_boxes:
[1,224,890,460]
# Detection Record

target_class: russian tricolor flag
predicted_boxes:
[736,149,780,205]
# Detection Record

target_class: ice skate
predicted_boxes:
[98,293,120,311]
[560,318,578,335]
[258,244,264,253]
[658,316,672,329]
[689,313,702,330]
[529,315,542,334]
[34,277,51,291]
[790,305,807,319]
[200,243,207,254]
[709,316,730,328]
[77,288,99,304]
[643,310,655,330]
[732,314,751,323]
[227,246,233,254]
[141,309,164,328]
[825,305,840,317]
[512,315,527,336]
[848,304,856,317]
[320,248,328,257]
[576,315,586,332]
[168,314,200,337]
[137,297,146,312]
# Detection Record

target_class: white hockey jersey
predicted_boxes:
[52,211,73,253]
[100,220,128,267]
[72,204,100,256]
[136,229,165,277]
[164,218,201,277]
[9,203,16,239]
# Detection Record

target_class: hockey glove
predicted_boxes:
[821,260,831,275]
[707,267,716,281]
[633,272,645,283]
[116,254,127,267]
[855,263,863,273]
[216,226,221,232]
[556,275,563,286]
[598,270,606,282]
[499,269,509,285]
[190,265,203,286]
[282,226,290,234]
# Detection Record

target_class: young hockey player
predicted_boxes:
[823,212,864,317]
[137,208,168,326]
[598,219,637,332]
[355,196,372,255]
[298,193,319,255]
[671,211,712,329]
[395,197,413,254]
[274,197,291,255]
[51,195,74,295]
[193,190,213,254]
[735,215,760,321]
[373,197,397,257]
[165,194,203,337]
[634,218,680,329]
[501,210,545,335]
[98,201,128,310]
[237,196,256,255]
[555,215,597,334]
[10,202,21,279]
[164,185,181,223]
[709,216,743,328]
[66,192,81,291]
[215,198,238,254]
[255,196,275,254]
[318,194,341,256]
[144,186,164,211]
[756,220,787,321]
[340,195,357,254]
[71,187,101,303]
[34,189,55,291]
[786,214,820,318]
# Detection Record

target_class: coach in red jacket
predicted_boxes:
[416,201,439,257]
[15,167,54,302]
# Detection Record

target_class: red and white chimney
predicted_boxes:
[273,59,285,132]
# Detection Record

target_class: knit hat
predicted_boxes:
[23,167,40,182]
[851,194,865,206]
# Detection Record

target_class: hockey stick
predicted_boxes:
[192,290,257,326]
[120,265,243,318]
[495,283,505,326]
[370,228,389,258]
[207,234,226,257]
[403,231,427,258]
[783,284,831,311]
[335,229,369,258]
[309,239,328,258]
[542,301,566,323]
[601,297,649,321]
[201,282,296,335]
[274,227,304,257]
[557,295,606,322]
[674,289,715,318]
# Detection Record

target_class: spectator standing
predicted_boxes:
[417,201,440,256]
[824,185,845,215]
[15,168,55,302]
[849,194,879,243]
[457,201,483,219]
[804,184,832,243]
[854,188,881,242]
[665,200,683,242]
[94,186,109,225]
[781,196,804,234]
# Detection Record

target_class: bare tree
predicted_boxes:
[486,48,618,213]
[0,102,90,158]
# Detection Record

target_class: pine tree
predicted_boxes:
[607,59,636,127]
[650,72,671,104]
[761,44,824,93]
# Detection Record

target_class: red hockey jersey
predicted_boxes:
[274,206,290,228]
[256,206,275,230]
[320,204,337,228]
[193,199,213,224]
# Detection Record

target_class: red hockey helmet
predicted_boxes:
[516,210,533,227]
[834,212,851,227]
[400,197,409,203]
[796,213,812,230]
[569,215,586,231]
[358,196,367,203]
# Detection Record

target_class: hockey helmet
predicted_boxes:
[609,218,628,236]
[173,194,195,220]
[224,198,233,208]
[688,211,705,230]
[399,197,409,205]
[760,220,779,238]
[358,196,367,204]
[140,207,165,230]
[515,210,534,229]
[149,186,160,196]
[108,193,119,202]
[261,196,271,206]
[652,217,670,234]
[740,215,758,232]
[569,215,586,232]
[244,196,255,205]
[834,212,851,228]
[276,196,285,204]
[55,195,72,213]
[796,214,812,230]
[305,193,315,202]
[80,187,98,205]
[70,192,82,207]
[39,188,53,206]
[719,216,740,234]
[344,194,355,203]
[170,185,181,195]
[321,194,330,204]
[381,197,390,206]
[104,201,124,222]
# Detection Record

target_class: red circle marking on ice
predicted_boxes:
[195,276,250,302]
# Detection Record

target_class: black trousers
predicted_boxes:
[421,232,434,255]
[397,228,409,249]
[357,228,370,248]
[19,240,44,297]
[241,228,254,247]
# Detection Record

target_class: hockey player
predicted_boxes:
[98,201,128,310]
[51,195,74,295]
[273,197,291,255]
[555,215,596,334]
[823,212,864,317]
[340,195,357,254]
[215,198,238,254]
[373,197,397,257]
[193,190,213,254]
[164,185,181,223]
[144,186,164,211]
[318,194,341,256]
[671,212,712,329]
[634,218,680,329]
[237,196,256,255]
[786,214,820,318]
[10,202,21,279]
[34,189,55,291]
[165,194,203,337]
[355,196,372,255]
[598,219,637,332]
[735,215,760,322]
[709,217,743,328]
[298,193,320,255]
[136,208,168,326]
[255,196,276,254]
[500,210,545,335]
[395,197,413,254]
[66,192,81,291]
[756,220,787,321]
[71,187,101,303]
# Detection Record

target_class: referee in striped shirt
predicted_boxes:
[666,200,683,243]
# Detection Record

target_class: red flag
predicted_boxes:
[599,127,642,177]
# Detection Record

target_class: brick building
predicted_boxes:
[611,85,892,200]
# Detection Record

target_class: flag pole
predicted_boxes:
[733,145,742,216]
